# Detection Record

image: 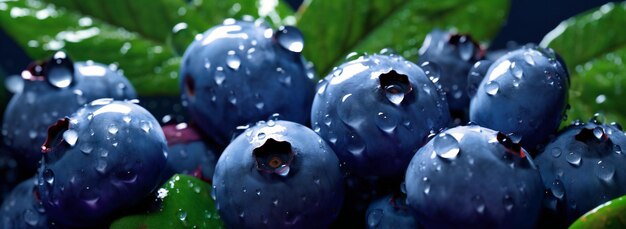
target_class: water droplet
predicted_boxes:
[96,159,107,174]
[550,180,565,199]
[275,26,303,53]
[28,130,37,139]
[46,51,74,88]
[226,50,241,70]
[214,70,226,85]
[433,133,460,159]
[595,94,606,104]
[178,209,187,221]
[384,85,405,105]
[257,132,266,140]
[367,209,383,227]
[485,81,499,96]
[107,124,118,135]
[43,169,54,185]
[276,165,290,176]
[123,115,131,124]
[62,129,78,146]
[551,147,562,158]
[80,143,93,154]
[23,209,39,226]
[272,199,279,206]
[593,127,604,140]
[346,134,366,156]
[503,195,514,211]
[596,160,615,182]
[458,38,474,61]
[510,61,523,79]
[140,121,151,133]
[345,52,359,61]
[423,185,431,195]
[566,150,581,167]
[375,112,397,134]
[5,74,24,94]
[337,94,365,128]
[228,92,237,105]
[420,61,440,84]
[523,52,535,66]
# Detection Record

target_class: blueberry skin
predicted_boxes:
[161,123,220,181]
[0,178,50,229]
[365,194,419,229]
[418,29,484,122]
[213,120,344,229]
[405,125,543,229]
[180,20,315,147]
[469,46,569,151]
[535,122,626,225]
[37,99,167,227]
[311,54,450,177]
[2,54,136,173]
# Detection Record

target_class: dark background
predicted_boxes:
[0,0,615,76]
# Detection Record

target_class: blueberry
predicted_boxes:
[180,20,315,147]
[2,52,137,173]
[469,45,569,151]
[535,119,626,225]
[311,53,450,177]
[405,125,543,229]
[417,29,484,123]
[212,120,344,228]
[365,193,420,229]
[0,178,50,228]
[161,122,220,181]
[36,99,167,227]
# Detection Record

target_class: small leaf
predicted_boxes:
[541,2,626,127]
[297,0,510,76]
[110,174,225,229]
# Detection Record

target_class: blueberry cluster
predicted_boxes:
[0,19,624,229]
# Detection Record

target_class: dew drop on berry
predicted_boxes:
[550,179,565,199]
[375,112,397,134]
[275,26,303,53]
[367,209,383,227]
[96,159,107,174]
[276,165,290,176]
[43,169,54,185]
[503,194,514,211]
[420,61,440,84]
[485,81,499,96]
[79,187,100,208]
[596,160,615,182]
[384,85,405,105]
[346,134,366,156]
[5,74,24,94]
[433,133,460,159]
[62,129,78,147]
[551,147,562,158]
[257,132,266,140]
[46,52,74,88]
[565,151,581,167]
[523,52,535,66]
[23,209,39,226]
[80,143,93,155]
[337,94,365,128]
[226,50,241,70]
[510,61,523,79]
[28,130,37,139]
[107,124,118,135]
[593,127,604,140]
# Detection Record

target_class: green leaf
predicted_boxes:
[110,174,225,229]
[540,2,626,127]
[297,0,510,76]
[570,195,626,229]
[0,0,294,96]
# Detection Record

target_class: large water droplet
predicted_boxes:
[63,129,78,146]
[593,127,604,140]
[367,209,383,227]
[178,209,187,221]
[275,26,304,53]
[485,81,499,96]
[45,51,74,88]
[596,160,615,182]
[384,85,405,105]
[337,94,365,128]
[276,165,290,176]
[226,50,241,70]
[375,112,397,134]
[550,180,565,199]
[433,133,460,159]
[566,151,581,167]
